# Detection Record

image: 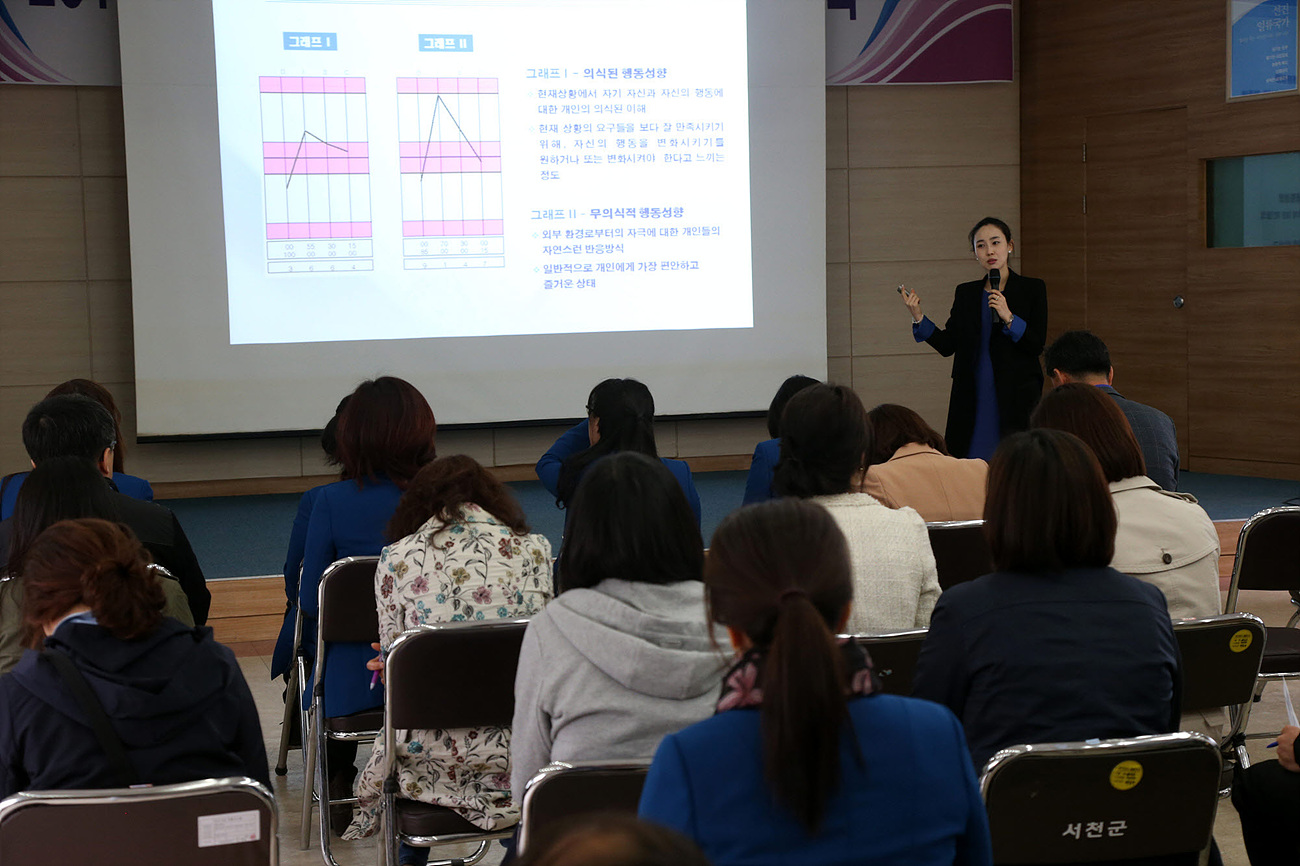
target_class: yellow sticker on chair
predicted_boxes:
[1109,761,1143,791]
[1229,630,1253,653]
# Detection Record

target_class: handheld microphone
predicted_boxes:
[987,268,1002,323]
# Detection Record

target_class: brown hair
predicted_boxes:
[706,498,854,831]
[515,813,711,866]
[22,518,163,646]
[865,403,948,466]
[46,379,126,473]
[335,377,436,489]
[1030,383,1146,483]
[772,384,871,498]
[984,429,1117,573]
[387,455,530,540]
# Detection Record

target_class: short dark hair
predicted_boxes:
[45,379,127,473]
[319,394,350,468]
[772,384,871,498]
[1031,383,1146,483]
[1043,330,1112,378]
[388,454,530,541]
[335,377,436,488]
[557,451,703,593]
[707,498,853,831]
[866,403,948,466]
[968,216,1014,250]
[6,456,118,578]
[766,375,819,439]
[22,395,116,466]
[984,429,1116,573]
[556,378,658,508]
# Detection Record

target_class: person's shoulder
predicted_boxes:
[111,490,177,534]
[1008,271,1046,291]
[753,438,779,460]
[665,708,756,752]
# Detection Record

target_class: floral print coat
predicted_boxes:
[343,505,553,838]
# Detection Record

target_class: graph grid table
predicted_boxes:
[397,77,505,269]
[260,75,374,273]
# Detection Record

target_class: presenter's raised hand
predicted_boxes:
[898,285,923,323]
[987,289,1011,324]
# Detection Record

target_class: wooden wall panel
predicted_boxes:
[827,168,850,262]
[76,88,127,177]
[0,178,87,282]
[87,280,135,382]
[826,87,848,170]
[827,262,852,358]
[0,86,80,176]
[846,83,1019,169]
[849,260,982,357]
[0,282,92,382]
[83,177,132,280]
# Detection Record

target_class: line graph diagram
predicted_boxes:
[397,77,504,269]
[260,76,374,273]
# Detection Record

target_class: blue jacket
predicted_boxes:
[912,566,1181,769]
[298,477,403,717]
[639,695,992,866]
[535,422,702,526]
[1,471,153,521]
[270,483,327,679]
[0,617,268,797]
[741,438,780,505]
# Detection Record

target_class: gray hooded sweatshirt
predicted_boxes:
[510,578,729,799]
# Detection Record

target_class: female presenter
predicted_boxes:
[899,217,1047,460]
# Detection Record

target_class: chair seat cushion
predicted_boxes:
[1259,627,1300,675]
[395,799,503,837]
[324,709,383,735]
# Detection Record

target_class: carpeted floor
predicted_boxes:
[167,469,1300,580]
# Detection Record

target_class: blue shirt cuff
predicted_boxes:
[912,316,936,342]
[1003,314,1027,342]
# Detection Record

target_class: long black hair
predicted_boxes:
[6,456,119,578]
[556,378,658,508]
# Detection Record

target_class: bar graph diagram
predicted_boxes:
[260,76,374,273]
[397,77,505,269]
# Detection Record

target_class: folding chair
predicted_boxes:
[0,776,276,866]
[302,555,383,864]
[274,603,307,776]
[980,732,1221,865]
[381,619,531,866]
[1223,507,1300,741]
[847,628,927,696]
[516,760,651,857]
[926,519,993,590]
[1172,613,1266,777]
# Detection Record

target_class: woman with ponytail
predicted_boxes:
[0,519,268,797]
[535,379,702,530]
[638,499,991,866]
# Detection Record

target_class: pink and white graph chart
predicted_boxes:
[260,76,374,273]
[397,77,505,270]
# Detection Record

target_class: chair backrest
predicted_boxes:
[384,619,529,732]
[516,760,651,856]
[316,556,381,646]
[847,629,927,696]
[980,732,1221,865]
[1225,507,1300,611]
[0,776,276,866]
[1174,614,1266,724]
[926,520,993,590]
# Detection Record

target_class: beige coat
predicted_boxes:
[812,492,940,634]
[860,443,988,523]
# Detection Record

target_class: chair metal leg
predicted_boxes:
[299,706,317,851]
[274,664,299,776]
[318,718,344,866]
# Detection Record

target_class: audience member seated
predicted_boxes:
[0,458,194,675]
[344,455,554,864]
[0,395,209,624]
[511,452,726,803]
[859,403,987,521]
[296,375,437,834]
[1044,330,1180,491]
[1232,723,1300,865]
[535,378,702,530]
[1031,384,1220,621]
[516,814,712,866]
[0,378,153,520]
[0,519,268,796]
[773,384,939,633]
[741,374,818,505]
[270,394,348,683]
[912,429,1181,769]
[638,498,992,866]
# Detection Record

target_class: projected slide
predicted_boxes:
[212,0,752,346]
[260,75,374,273]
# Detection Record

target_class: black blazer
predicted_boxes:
[923,270,1047,458]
